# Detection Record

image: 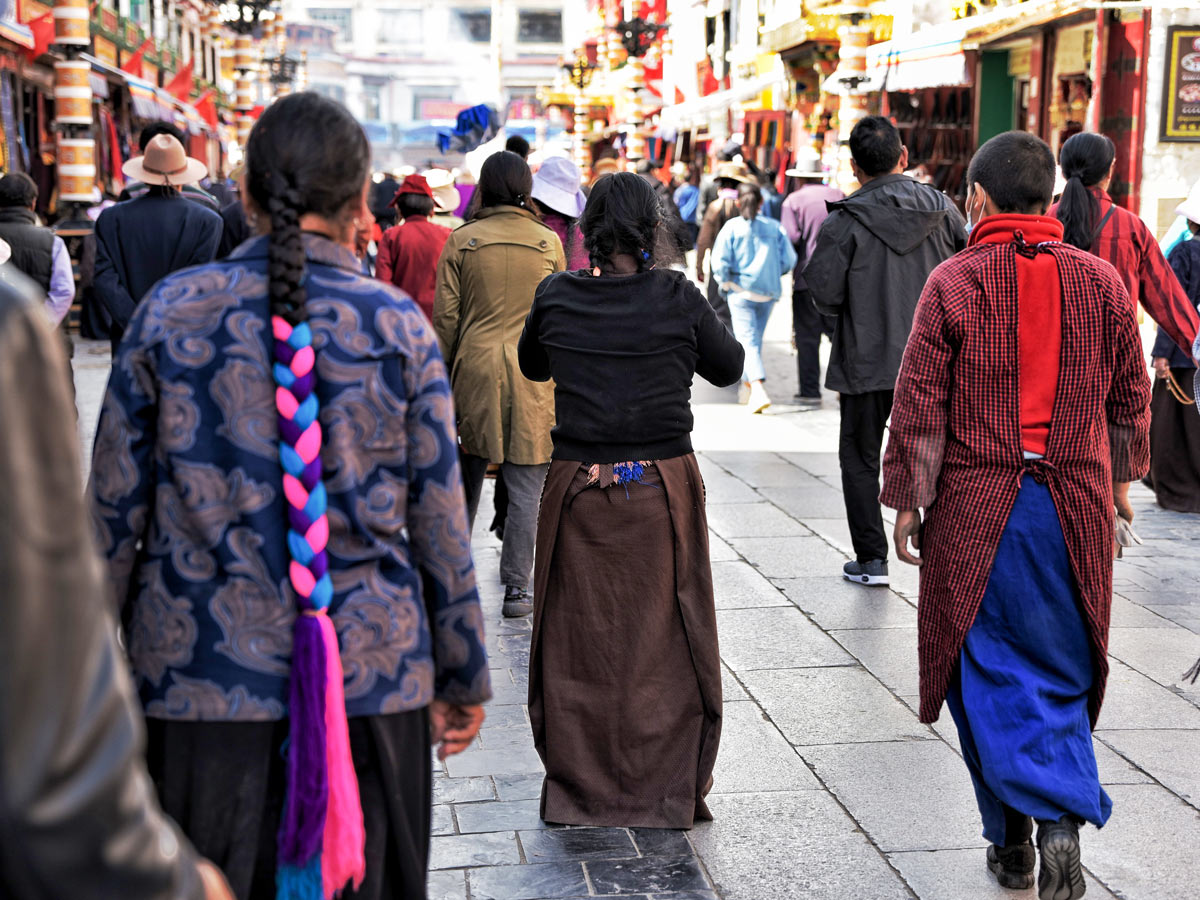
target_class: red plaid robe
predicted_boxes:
[881,234,1152,725]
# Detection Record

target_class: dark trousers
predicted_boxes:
[792,287,835,399]
[460,452,548,590]
[146,711,432,900]
[839,390,894,563]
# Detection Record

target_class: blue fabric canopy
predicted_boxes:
[437,104,501,155]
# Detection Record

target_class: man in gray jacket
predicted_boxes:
[0,269,231,900]
[805,116,966,587]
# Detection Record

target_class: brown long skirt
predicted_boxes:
[528,454,722,829]
[1148,369,1200,513]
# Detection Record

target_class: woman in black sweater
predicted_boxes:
[518,172,743,828]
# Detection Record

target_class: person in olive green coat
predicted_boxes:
[434,150,565,617]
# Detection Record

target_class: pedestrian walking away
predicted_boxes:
[0,173,75,328]
[518,171,744,829]
[712,181,797,414]
[780,152,843,408]
[1147,185,1200,512]
[374,173,453,321]
[93,133,222,352]
[434,149,565,618]
[0,268,235,900]
[882,131,1152,900]
[805,115,966,586]
[88,92,491,900]
[695,161,758,332]
[1052,131,1199,357]
[531,156,589,270]
[119,121,223,212]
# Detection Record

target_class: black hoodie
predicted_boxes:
[804,173,966,394]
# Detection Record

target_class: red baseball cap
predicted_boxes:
[390,173,433,206]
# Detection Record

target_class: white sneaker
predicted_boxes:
[748,381,771,414]
[737,382,750,404]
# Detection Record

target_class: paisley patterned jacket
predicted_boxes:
[90,234,491,721]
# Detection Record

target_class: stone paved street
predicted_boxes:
[74,298,1200,899]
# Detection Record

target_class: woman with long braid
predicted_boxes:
[89,92,490,900]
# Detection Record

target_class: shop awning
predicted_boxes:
[659,72,785,130]
[962,0,1090,47]
[126,81,171,119]
[876,20,972,92]
[0,19,34,50]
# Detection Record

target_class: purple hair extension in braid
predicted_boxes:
[265,168,365,897]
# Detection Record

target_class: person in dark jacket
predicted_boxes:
[806,115,966,587]
[1147,190,1200,512]
[0,173,75,325]
[94,134,222,351]
[0,269,234,900]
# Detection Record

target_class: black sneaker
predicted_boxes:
[843,559,889,586]
[1037,815,1086,900]
[987,841,1035,890]
[502,586,533,618]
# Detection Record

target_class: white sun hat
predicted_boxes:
[531,156,586,218]
[1175,178,1200,225]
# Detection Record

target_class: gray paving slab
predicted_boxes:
[467,861,590,899]
[1096,659,1200,730]
[429,831,521,869]
[720,664,751,702]
[799,741,988,852]
[1106,627,1200,706]
[427,869,468,900]
[740,667,934,745]
[774,451,843,480]
[698,472,763,504]
[690,791,912,900]
[830,627,921,698]
[709,560,791,610]
[453,799,545,834]
[1092,739,1155,786]
[493,773,545,802]
[1083,783,1200,900]
[775,577,916,630]
[888,848,1118,899]
[1110,595,1181,628]
[586,855,712,894]
[444,747,545,778]
[716,606,855,671]
[792,517,856,557]
[432,803,455,836]
[434,775,496,805]
[707,530,739,562]
[699,453,806,488]
[519,827,638,863]
[727,535,850,578]
[1098,729,1200,807]
[765,485,852,520]
[706,501,812,538]
[710,701,821,793]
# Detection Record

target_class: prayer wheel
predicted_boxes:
[57,138,96,202]
[54,60,92,125]
[52,0,90,46]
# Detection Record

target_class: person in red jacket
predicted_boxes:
[374,174,452,320]
[883,132,1151,900]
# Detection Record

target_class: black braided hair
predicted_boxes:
[1056,132,1116,251]
[466,150,535,221]
[244,92,370,324]
[580,172,671,273]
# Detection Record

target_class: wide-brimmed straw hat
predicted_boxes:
[1176,179,1200,225]
[421,168,462,213]
[122,134,208,187]
[532,156,586,218]
[714,161,757,186]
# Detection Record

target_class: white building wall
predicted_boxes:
[1140,4,1200,236]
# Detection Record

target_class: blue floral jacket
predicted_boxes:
[90,234,491,721]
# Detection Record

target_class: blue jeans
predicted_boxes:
[727,292,777,383]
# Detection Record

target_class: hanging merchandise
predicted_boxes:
[0,75,17,172]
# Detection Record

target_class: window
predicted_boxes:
[453,8,491,43]
[307,7,352,42]
[363,82,383,121]
[378,8,422,45]
[517,10,561,44]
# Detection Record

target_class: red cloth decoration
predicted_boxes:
[24,12,54,63]
[193,89,219,131]
[165,60,194,101]
[120,38,154,79]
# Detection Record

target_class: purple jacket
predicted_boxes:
[781,183,844,290]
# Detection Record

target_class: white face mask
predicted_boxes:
[965,189,985,234]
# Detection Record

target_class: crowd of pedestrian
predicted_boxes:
[1,87,1198,900]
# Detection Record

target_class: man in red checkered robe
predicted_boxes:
[881,132,1151,900]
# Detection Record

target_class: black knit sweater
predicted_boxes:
[518,268,744,462]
